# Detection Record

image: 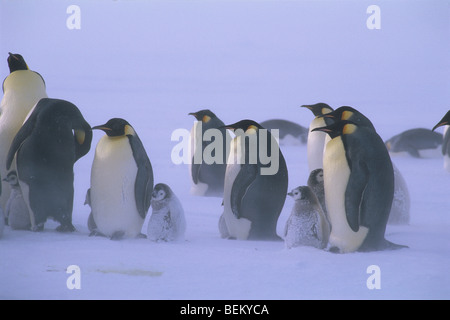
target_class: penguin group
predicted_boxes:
[0,52,419,255]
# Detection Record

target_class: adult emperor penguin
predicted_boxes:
[188,109,230,197]
[322,106,411,225]
[6,98,92,232]
[90,118,153,240]
[301,103,334,171]
[3,170,31,230]
[0,53,47,210]
[385,128,443,158]
[147,183,186,242]
[312,120,407,253]
[432,110,450,172]
[221,120,288,241]
[284,186,330,249]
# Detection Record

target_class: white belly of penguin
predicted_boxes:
[222,136,252,240]
[307,117,327,171]
[91,136,143,238]
[324,137,368,253]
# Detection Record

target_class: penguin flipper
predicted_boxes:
[191,158,201,184]
[230,164,258,219]
[6,99,43,170]
[443,130,450,156]
[129,135,154,219]
[345,161,369,232]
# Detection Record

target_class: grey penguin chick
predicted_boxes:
[147,183,186,242]
[307,168,329,224]
[284,186,330,249]
[3,171,31,230]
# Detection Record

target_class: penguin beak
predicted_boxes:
[92,125,112,132]
[287,192,293,197]
[432,121,448,132]
[301,105,312,110]
[311,126,332,133]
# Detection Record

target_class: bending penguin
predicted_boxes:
[90,118,153,240]
[0,53,47,210]
[432,110,450,172]
[301,103,334,171]
[221,120,288,241]
[259,119,308,145]
[188,109,230,197]
[284,186,330,249]
[313,120,407,253]
[385,128,443,158]
[147,183,186,242]
[6,98,92,232]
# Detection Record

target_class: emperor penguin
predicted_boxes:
[385,128,443,158]
[307,168,328,224]
[3,170,31,230]
[188,109,230,197]
[312,120,407,253]
[321,106,411,224]
[301,103,334,171]
[284,186,330,249]
[0,53,47,210]
[147,183,186,242]
[259,119,308,145]
[221,120,288,241]
[432,110,450,172]
[6,98,92,232]
[0,205,4,238]
[90,118,153,240]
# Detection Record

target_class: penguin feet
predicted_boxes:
[89,229,106,237]
[31,223,45,232]
[110,231,125,241]
[136,233,147,239]
[56,223,76,233]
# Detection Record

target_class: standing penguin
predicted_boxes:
[432,110,450,172]
[301,103,334,171]
[222,120,288,241]
[284,186,330,249]
[6,98,92,232]
[188,109,230,197]
[0,53,47,210]
[90,118,153,240]
[147,183,186,242]
[307,168,328,224]
[312,120,407,253]
[3,170,31,230]
[0,206,4,238]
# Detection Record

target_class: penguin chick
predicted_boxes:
[90,118,153,240]
[284,186,330,249]
[3,170,31,230]
[307,168,328,221]
[147,183,186,242]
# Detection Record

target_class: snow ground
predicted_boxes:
[0,0,449,300]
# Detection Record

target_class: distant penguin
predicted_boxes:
[147,183,186,242]
[259,119,308,145]
[307,168,328,223]
[90,118,153,240]
[3,171,31,230]
[433,111,450,172]
[6,98,92,232]
[385,128,443,158]
[222,120,288,241]
[0,53,47,210]
[313,120,407,253]
[301,103,334,171]
[284,186,330,249]
[188,109,230,197]
[322,106,410,225]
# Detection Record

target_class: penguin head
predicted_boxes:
[7,52,28,73]
[223,119,263,134]
[92,118,136,137]
[3,170,19,187]
[301,103,333,117]
[432,110,450,132]
[312,120,358,139]
[152,183,172,201]
[188,109,218,123]
[320,106,375,130]
[288,186,312,201]
[308,168,324,185]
